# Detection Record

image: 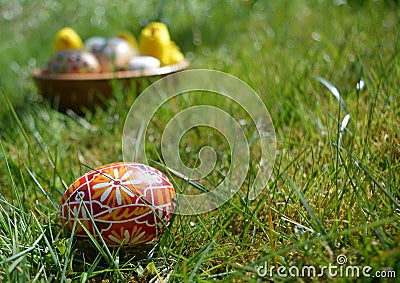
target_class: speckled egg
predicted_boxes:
[45,50,101,74]
[59,162,176,247]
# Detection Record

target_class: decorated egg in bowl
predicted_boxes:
[87,37,136,72]
[84,36,107,54]
[59,162,176,247]
[45,50,101,74]
[127,56,161,70]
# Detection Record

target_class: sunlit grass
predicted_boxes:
[0,0,399,282]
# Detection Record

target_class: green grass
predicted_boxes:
[1,0,399,282]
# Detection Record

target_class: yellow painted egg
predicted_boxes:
[45,50,101,74]
[59,162,176,247]
[117,30,139,51]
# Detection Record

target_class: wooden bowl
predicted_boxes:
[32,59,190,112]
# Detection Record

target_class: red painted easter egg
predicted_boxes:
[59,162,175,247]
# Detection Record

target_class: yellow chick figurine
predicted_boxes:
[168,40,184,65]
[139,22,184,66]
[117,30,139,52]
[54,27,83,53]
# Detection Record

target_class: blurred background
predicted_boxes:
[1,0,399,109]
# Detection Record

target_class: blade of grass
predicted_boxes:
[23,162,58,210]
[188,239,215,281]
[285,173,327,235]
[1,91,32,150]
[0,233,44,266]
[315,76,348,114]
[32,213,66,281]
